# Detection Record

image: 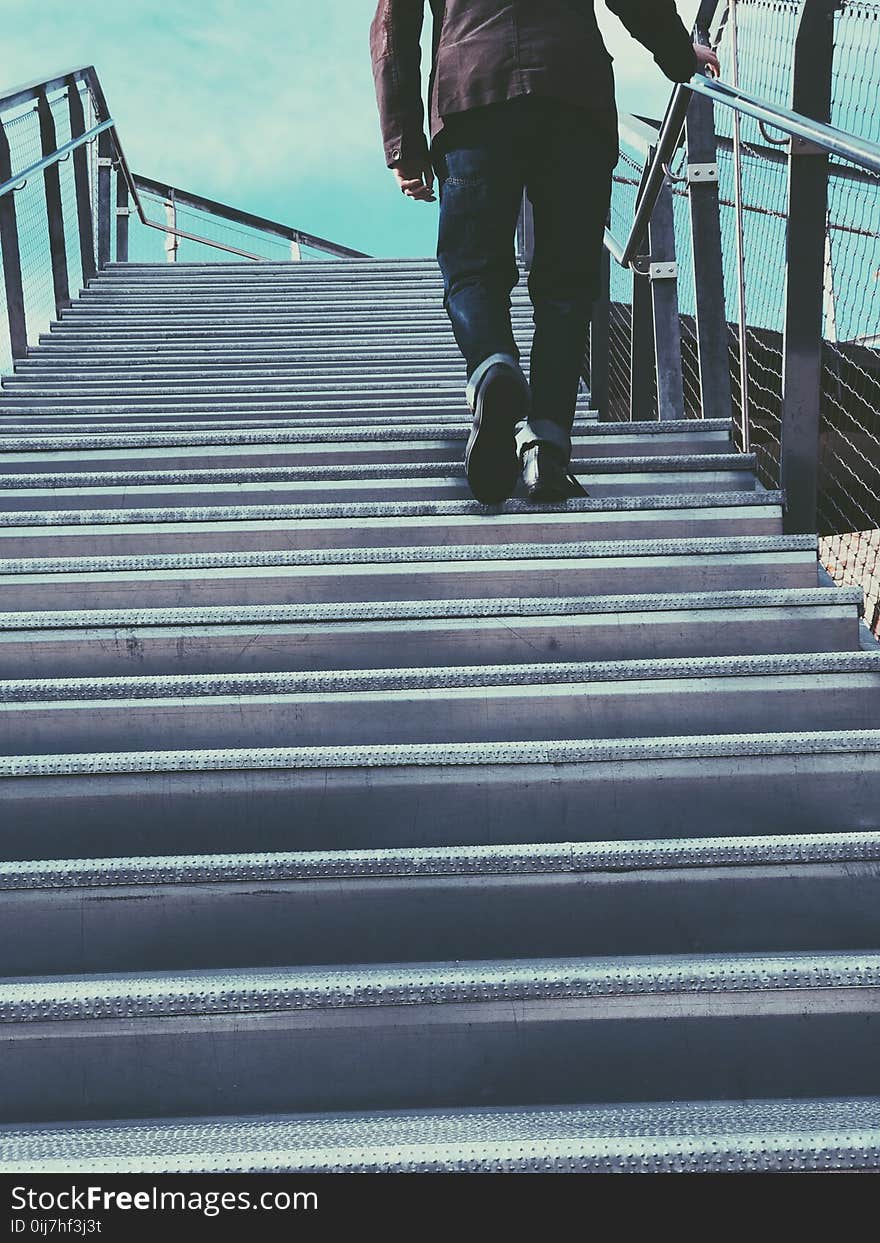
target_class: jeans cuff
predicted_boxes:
[515,419,571,462]
[465,353,528,413]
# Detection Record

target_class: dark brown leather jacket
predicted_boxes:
[370,1,698,167]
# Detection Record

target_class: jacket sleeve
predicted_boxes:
[605,0,699,83]
[370,1,429,168]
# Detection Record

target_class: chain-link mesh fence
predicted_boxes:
[590,0,879,634]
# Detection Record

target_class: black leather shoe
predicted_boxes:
[521,443,589,503]
[465,363,529,505]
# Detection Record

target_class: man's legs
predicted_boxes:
[433,103,525,374]
[518,101,617,490]
[433,103,531,503]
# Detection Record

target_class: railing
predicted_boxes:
[566,0,880,636]
[0,66,368,372]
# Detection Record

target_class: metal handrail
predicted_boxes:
[0,64,368,262]
[0,119,114,200]
[132,175,368,260]
[0,66,91,114]
[606,71,880,270]
[689,75,880,175]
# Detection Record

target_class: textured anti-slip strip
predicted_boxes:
[2,652,877,703]
[4,831,880,890]
[0,454,754,489]
[0,491,783,527]
[0,419,732,452]
[0,587,862,632]
[2,729,880,779]
[0,534,816,577]
[2,951,879,1023]
[2,1097,879,1174]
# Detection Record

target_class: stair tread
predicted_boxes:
[0,420,730,450]
[0,455,756,490]
[0,533,816,578]
[4,651,877,703]
[3,728,880,779]
[0,491,782,529]
[0,586,860,631]
[3,1096,879,1173]
[6,830,880,889]
[4,949,880,1024]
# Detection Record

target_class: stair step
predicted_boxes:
[0,456,759,509]
[26,343,522,360]
[3,1096,878,1173]
[0,588,861,678]
[4,831,880,974]
[1,950,879,1121]
[0,426,728,474]
[2,730,878,860]
[0,535,817,612]
[38,328,537,345]
[0,495,783,557]
[1,652,876,755]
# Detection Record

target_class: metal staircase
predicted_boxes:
[1,257,880,1173]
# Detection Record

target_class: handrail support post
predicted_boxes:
[96,129,112,268]
[648,178,685,421]
[780,0,839,534]
[66,77,96,284]
[37,87,70,316]
[685,83,732,423]
[0,120,28,360]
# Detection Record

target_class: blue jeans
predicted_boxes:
[432,95,617,462]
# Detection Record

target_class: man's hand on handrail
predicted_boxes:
[393,156,436,203]
[694,43,721,78]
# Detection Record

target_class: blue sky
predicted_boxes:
[1,0,701,258]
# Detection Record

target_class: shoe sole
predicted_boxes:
[527,481,591,504]
[465,367,526,505]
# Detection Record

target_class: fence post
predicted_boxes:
[780,0,839,534]
[648,179,685,421]
[37,89,70,317]
[685,90,732,423]
[66,78,97,284]
[96,129,113,268]
[116,172,130,263]
[590,234,610,419]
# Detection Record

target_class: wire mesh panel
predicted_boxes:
[0,82,96,376]
[605,152,642,422]
[1,104,54,375]
[710,0,801,477]
[820,0,880,636]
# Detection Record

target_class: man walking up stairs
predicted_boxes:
[370,0,719,502]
